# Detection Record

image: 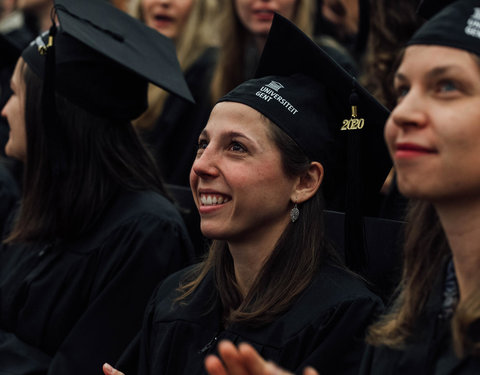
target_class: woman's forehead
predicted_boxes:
[399,45,478,74]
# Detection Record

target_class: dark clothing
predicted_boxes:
[360,260,480,374]
[141,47,217,187]
[120,263,382,375]
[0,162,19,238]
[0,190,195,375]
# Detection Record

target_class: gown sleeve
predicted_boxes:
[0,330,51,375]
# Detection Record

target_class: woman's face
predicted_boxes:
[141,0,194,41]
[190,102,296,244]
[385,45,480,204]
[1,59,26,162]
[321,0,359,39]
[234,0,297,38]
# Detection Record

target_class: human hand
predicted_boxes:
[103,363,125,375]
[204,340,319,375]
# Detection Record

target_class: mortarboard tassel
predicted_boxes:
[40,11,68,177]
[344,83,368,276]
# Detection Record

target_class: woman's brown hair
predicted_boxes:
[175,114,342,327]
[360,0,423,110]
[5,60,167,243]
[367,201,480,357]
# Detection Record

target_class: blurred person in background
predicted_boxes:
[0,0,195,373]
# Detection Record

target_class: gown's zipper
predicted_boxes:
[198,332,220,354]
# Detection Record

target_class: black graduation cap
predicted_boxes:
[218,14,392,274]
[21,0,193,121]
[417,0,457,19]
[410,0,480,57]
[1,27,34,68]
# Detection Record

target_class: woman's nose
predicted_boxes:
[191,146,220,179]
[390,89,429,130]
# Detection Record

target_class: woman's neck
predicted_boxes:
[436,198,480,302]
[227,220,288,297]
[253,34,267,54]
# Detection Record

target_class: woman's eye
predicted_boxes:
[438,80,457,92]
[395,85,409,100]
[229,141,246,152]
[196,139,208,152]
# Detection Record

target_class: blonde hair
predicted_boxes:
[210,0,316,103]
[130,0,220,129]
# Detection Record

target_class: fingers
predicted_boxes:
[261,361,295,375]
[205,354,228,375]
[204,340,311,375]
[217,340,251,375]
[102,363,125,375]
[303,366,320,375]
[237,342,269,374]
[238,343,294,375]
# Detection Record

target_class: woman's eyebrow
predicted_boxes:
[425,65,463,80]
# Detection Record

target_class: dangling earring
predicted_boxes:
[290,201,300,223]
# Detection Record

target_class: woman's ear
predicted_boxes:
[292,161,324,203]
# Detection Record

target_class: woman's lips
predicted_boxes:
[253,9,275,21]
[152,14,174,27]
[394,142,437,158]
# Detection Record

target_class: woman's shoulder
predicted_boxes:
[151,264,200,300]
[280,264,382,326]
[146,264,217,322]
[64,190,191,254]
[307,264,383,306]
[101,190,185,231]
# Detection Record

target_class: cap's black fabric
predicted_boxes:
[411,0,480,57]
[417,0,458,19]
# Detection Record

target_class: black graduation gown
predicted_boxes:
[359,261,480,375]
[0,162,19,238]
[123,263,383,375]
[0,190,196,375]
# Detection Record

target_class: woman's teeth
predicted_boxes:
[200,194,230,206]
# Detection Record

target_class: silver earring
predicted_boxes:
[290,203,299,223]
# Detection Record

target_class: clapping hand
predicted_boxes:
[205,340,319,375]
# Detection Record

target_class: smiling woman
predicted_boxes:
[360,0,480,373]
[191,103,298,248]
[110,14,391,375]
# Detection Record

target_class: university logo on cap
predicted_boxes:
[265,81,284,91]
[465,7,480,39]
[254,80,299,115]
